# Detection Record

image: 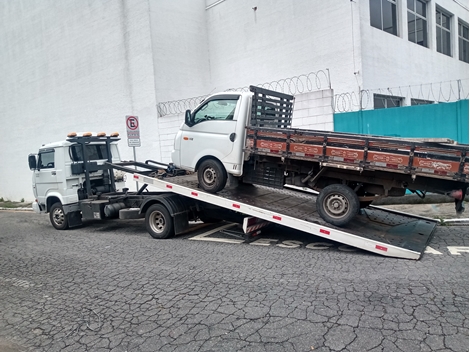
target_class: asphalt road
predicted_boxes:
[0,210,468,352]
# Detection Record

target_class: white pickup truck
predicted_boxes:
[170,86,468,226]
[171,90,255,192]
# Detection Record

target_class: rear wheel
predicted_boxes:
[145,204,174,239]
[197,159,227,193]
[49,202,69,230]
[317,184,360,227]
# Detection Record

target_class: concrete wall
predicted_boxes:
[150,0,210,102]
[0,0,157,201]
[291,89,334,131]
[203,0,360,94]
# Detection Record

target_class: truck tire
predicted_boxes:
[197,159,227,193]
[145,204,174,239]
[49,202,69,230]
[317,184,359,227]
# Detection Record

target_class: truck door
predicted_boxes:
[34,149,58,206]
[179,96,240,170]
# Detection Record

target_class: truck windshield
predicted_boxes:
[70,144,110,162]
[193,98,239,124]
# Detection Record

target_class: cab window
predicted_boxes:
[70,144,110,162]
[193,98,239,124]
[38,150,55,169]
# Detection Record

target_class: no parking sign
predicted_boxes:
[126,115,141,147]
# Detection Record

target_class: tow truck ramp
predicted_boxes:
[130,171,437,260]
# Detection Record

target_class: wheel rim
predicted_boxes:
[149,211,165,234]
[323,194,349,219]
[52,208,65,226]
[202,167,217,186]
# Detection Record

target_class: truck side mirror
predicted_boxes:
[185,110,194,127]
[28,154,37,170]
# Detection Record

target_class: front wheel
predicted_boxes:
[49,202,69,230]
[145,204,174,239]
[197,159,227,193]
[317,184,360,227]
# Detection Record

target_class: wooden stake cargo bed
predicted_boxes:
[245,128,469,182]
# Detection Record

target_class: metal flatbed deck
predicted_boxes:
[132,172,437,260]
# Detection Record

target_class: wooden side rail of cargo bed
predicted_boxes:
[245,127,469,183]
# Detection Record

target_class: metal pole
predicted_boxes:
[133,146,138,191]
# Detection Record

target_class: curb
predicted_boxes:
[0,207,33,211]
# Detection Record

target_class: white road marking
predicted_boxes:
[187,232,468,256]
[250,238,278,246]
[189,223,244,244]
[425,246,443,255]
[447,246,469,255]
[0,276,34,288]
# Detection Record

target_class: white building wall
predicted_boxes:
[0,0,467,201]
[150,0,210,102]
[148,0,210,163]
[203,0,360,94]
[152,0,360,164]
[359,0,468,92]
[0,0,157,202]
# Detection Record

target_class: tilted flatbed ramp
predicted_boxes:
[131,172,437,260]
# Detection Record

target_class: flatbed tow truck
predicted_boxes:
[28,86,468,260]
[28,132,439,260]
[108,160,435,260]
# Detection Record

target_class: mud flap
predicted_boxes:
[67,211,82,228]
[173,212,190,235]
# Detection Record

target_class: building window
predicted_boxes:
[411,98,434,105]
[458,20,469,63]
[374,94,403,109]
[370,0,398,36]
[407,0,428,47]
[436,8,452,57]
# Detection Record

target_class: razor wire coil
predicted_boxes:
[157,70,331,117]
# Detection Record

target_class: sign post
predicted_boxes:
[125,115,141,191]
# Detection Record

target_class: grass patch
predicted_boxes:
[0,201,17,208]
[0,200,32,208]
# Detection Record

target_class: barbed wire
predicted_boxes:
[157,75,468,116]
[334,79,469,112]
[157,70,331,117]
[156,94,209,116]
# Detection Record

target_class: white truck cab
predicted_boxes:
[171,91,253,193]
[171,86,295,194]
[28,133,122,215]
[172,92,251,172]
